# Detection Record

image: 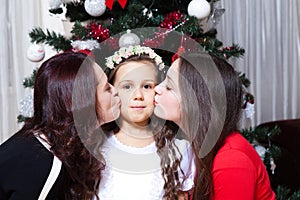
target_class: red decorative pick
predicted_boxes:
[78,49,95,58]
[87,22,110,42]
[172,34,186,62]
[106,0,127,10]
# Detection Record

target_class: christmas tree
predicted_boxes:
[22,0,299,198]
[23,0,251,120]
[26,0,246,82]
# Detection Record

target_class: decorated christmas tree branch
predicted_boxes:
[29,27,72,51]
[17,115,30,123]
[276,185,300,200]
[239,72,251,88]
[71,21,89,39]
[22,68,38,89]
[241,125,280,146]
[241,125,282,168]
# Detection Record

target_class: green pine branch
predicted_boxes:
[49,8,63,15]
[29,27,72,51]
[181,16,203,37]
[241,125,282,165]
[23,68,38,88]
[221,44,245,59]
[17,114,30,123]
[204,42,245,59]
[239,73,251,88]
[241,125,281,144]
[276,185,300,200]
[70,21,89,40]
[107,2,155,35]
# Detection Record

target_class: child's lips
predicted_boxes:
[130,106,146,111]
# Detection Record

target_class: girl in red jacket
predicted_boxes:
[154,52,276,200]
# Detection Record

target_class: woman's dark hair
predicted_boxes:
[21,52,105,199]
[178,53,243,199]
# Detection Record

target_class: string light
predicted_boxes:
[142,18,189,45]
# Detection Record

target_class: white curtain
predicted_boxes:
[217,0,300,126]
[0,0,42,143]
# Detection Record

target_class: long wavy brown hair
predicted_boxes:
[154,120,185,200]
[104,54,183,199]
[176,53,243,200]
[21,52,105,199]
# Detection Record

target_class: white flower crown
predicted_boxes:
[105,45,165,71]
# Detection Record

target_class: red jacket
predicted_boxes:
[212,132,276,200]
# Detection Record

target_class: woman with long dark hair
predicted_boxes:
[154,53,275,200]
[0,52,120,200]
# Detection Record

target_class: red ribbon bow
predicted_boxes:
[106,0,127,9]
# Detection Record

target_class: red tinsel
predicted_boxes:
[104,37,119,51]
[160,11,185,30]
[143,38,159,48]
[143,31,165,48]
[87,22,110,42]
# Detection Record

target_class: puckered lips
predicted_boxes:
[154,95,159,105]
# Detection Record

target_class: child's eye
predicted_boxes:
[123,84,131,90]
[143,83,156,90]
[143,84,153,89]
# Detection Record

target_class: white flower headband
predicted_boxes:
[105,45,165,71]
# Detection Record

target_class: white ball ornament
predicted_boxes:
[254,145,266,160]
[48,0,62,10]
[84,0,106,17]
[27,44,45,62]
[188,0,211,19]
[119,30,141,48]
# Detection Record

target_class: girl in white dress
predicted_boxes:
[97,45,196,200]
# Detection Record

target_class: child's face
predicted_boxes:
[113,61,157,126]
